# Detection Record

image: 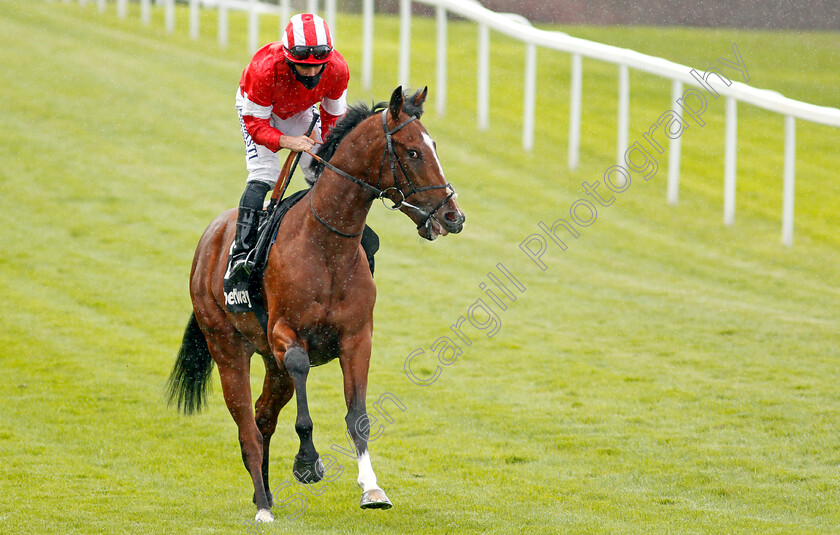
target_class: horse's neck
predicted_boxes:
[307,144,376,251]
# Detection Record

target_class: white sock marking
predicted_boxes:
[357,451,379,492]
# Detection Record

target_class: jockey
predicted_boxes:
[226,13,350,292]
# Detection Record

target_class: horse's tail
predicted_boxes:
[166,312,215,414]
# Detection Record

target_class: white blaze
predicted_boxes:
[422,132,446,181]
[423,132,459,205]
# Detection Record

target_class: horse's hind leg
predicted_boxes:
[253,356,295,506]
[283,345,325,484]
[211,344,274,522]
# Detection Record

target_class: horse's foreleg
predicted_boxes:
[253,358,295,507]
[339,331,392,509]
[283,345,325,484]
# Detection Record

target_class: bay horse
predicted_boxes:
[167,87,465,523]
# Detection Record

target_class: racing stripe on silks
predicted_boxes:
[287,14,331,48]
[236,89,272,119]
[322,89,348,116]
[286,17,303,48]
[294,13,329,46]
[284,14,332,49]
[300,15,316,46]
[314,17,330,47]
[297,16,313,47]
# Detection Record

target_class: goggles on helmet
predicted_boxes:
[286,45,333,62]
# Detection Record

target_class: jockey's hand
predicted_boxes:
[280,135,315,153]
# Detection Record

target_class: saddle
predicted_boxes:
[235,189,309,330]
[224,120,379,327]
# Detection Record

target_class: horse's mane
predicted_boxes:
[309,88,426,179]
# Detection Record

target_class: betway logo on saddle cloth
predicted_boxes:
[225,288,252,309]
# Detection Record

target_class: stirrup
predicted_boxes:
[225,259,248,281]
[224,244,256,280]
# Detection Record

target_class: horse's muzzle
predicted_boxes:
[418,209,465,241]
[440,209,465,234]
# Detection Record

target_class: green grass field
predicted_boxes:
[1,2,838,534]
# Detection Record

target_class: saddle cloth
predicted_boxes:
[224,189,309,328]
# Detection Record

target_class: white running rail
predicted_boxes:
[82,0,840,246]
[391,0,840,247]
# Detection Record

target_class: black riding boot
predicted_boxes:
[224,181,271,311]
[227,206,259,274]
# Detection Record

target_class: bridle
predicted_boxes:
[305,110,455,238]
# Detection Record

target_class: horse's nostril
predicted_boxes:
[445,211,463,223]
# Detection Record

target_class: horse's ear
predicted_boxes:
[389,86,404,122]
[414,86,428,107]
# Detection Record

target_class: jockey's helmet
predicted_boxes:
[282,13,334,65]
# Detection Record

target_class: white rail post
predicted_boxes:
[165,0,175,34]
[362,0,373,89]
[477,22,489,130]
[308,0,318,14]
[723,96,737,226]
[280,0,290,37]
[667,80,683,205]
[361,0,374,90]
[523,43,537,151]
[190,0,199,40]
[617,64,629,166]
[568,53,582,171]
[117,0,127,19]
[141,0,151,25]
[399,0,411,88]
[218,1,229,48]
[98,0,105,13]
[326,0,336,39]
[435,4,447,116]
[782,115,796,246]
[248,0,259,55]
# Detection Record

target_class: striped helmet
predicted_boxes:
[282,13,334,65]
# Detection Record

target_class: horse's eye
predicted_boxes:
[407,149,421,159]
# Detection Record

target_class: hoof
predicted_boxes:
[293,456,324,484]
[255,509,275,523]
[360,488,392,509]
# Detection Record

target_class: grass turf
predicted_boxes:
[0,2,838,534]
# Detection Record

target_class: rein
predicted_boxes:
[305,111,455,238]
[269,113,320,213]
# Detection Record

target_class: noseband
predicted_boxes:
[306,111,455,238]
